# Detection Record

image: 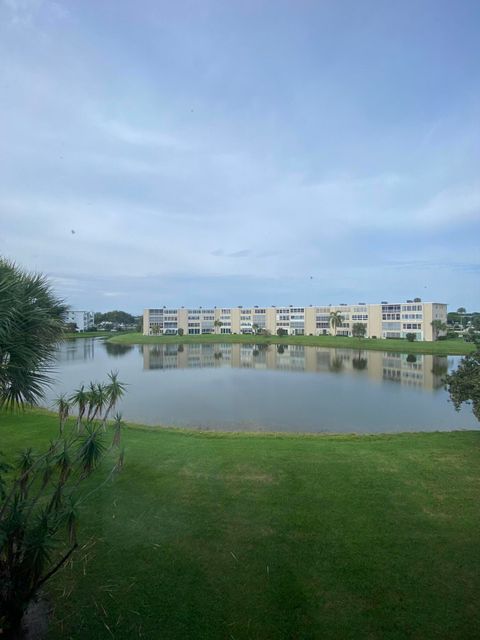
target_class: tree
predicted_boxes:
[329,311,344,337]
[457,307,466,314]
[94,311,136,326]
[405,333,416,342]
[445,349,480,421]
[0,259,67,409]
[213,320,222,334]
[177,328,184,336]
[351,323,366,338]
[252,323,259,335]
[277,328,287,337]
[430,320,447,340]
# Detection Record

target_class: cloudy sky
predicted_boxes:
[1,0,479,313]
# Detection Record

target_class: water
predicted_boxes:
[42,338,477,433]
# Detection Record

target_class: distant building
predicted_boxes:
[65,310,95,332]
[143,301,447,341]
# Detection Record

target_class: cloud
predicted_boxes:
[0,1,479,311]
[227,249,251,258]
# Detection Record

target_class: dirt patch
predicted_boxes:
[22,597,50,640]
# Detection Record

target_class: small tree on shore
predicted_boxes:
[406,333,416,342]
[445,349,480,421]
[277,328,287,337]
[352,323,367,338]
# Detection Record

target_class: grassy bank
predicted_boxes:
[63,331,136,340]
[109,331,475,355]
[63,331,113,339]
[2,409,480,639]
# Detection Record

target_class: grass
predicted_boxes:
[2,409,480,639]
[108,331,475,355]
[63,331,137,340]
[63,331,114,339]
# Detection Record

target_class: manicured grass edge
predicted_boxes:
[9,407,477,441]
[107,332,475,355]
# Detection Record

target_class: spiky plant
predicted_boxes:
[53,393,70,435]
[0,385,125,637]
[69,384,88,431]
[102,371,126,427]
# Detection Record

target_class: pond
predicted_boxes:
[42,338,477,433]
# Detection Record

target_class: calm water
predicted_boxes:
[42,338,477,433]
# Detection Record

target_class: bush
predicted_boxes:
[177,328,184,336]
[406,333,416,342]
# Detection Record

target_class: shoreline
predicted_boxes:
[106,331,475,355]
[14,407,478,439]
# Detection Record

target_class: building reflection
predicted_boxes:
[142,343,450,390]
[57,338,95,362]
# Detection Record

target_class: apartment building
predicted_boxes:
[65,310,95,332]
[143,300,447,341]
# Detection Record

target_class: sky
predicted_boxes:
[0,0,479,313]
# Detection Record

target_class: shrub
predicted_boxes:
[406,333,416,342]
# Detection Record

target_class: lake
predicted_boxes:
[42,338,477,433]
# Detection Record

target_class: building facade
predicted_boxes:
[65,310,95,332]
[143,301,447,341]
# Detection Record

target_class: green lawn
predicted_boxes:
[63,331,114,339]
[63,331,136,340]
[2,410,480,639]
[109,332,475,355]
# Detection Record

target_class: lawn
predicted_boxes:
[1,410,479,639]
[63,331,114,339]
[109,332,475,355]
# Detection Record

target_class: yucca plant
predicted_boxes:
[53,393,70,435]
[0,376,125,637]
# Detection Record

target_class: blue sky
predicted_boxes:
[1,0,479,313]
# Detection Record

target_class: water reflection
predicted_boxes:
[48,339,473,431]
[57,339,95,362]
[103,342,134,357]
[142,343,449,391]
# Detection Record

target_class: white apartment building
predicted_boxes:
[65,310,95,332]
[143,300,447,341]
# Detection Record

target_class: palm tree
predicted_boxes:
[431,320,447,340]
[329,311,344,337]
[0,258,67,408]
[214,319,223,334]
